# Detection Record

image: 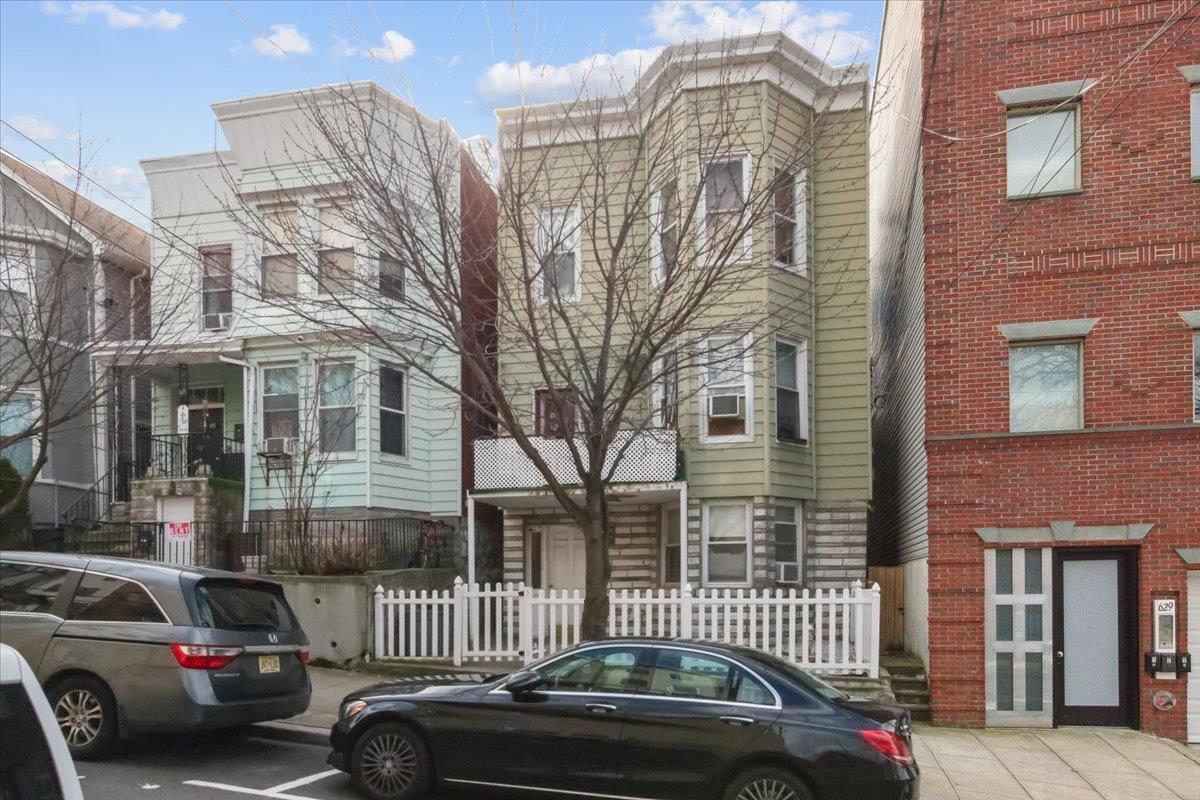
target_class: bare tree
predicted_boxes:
[217,33,870,636]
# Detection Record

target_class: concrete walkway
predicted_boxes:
[914,726,1200,800]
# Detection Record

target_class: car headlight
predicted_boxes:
[342,700,367,720]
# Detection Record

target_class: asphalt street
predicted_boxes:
[78,729,496,800]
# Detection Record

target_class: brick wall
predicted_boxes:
[921,0,1199,740]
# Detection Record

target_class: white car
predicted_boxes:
[0,643,83,800]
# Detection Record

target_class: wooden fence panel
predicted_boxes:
[868,566,905,652]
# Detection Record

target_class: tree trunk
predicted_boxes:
[579,486,612,640]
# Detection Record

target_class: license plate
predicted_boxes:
[258,655,281,674]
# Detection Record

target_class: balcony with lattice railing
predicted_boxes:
[473,429,680,492]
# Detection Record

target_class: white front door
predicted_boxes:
[1188,571,1199,744]
[544,525,586,591]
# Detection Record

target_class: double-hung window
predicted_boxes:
[0,394,37,475]
[534,388,578,437]
[1006,107,1080,198]
[379,253,404,299]
[261,205,299,298]
[1009,341,1082,432]
[536,206,581,301]
[650,178,679,285]
[261,366,299,453]
[702,335,752,441]
[702,501,751,587]
[317,203,355,295]
[773,167,806,271]
[200,246,232,332]
[318,362,357,454]
[379,365,406,456]
[651,350,678,428]
[0,243,33,306]
[702,157,749,260]
[775,339,808,442]
[662,506,681,585]
[773,503,802,584]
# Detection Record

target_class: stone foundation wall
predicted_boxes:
[806,501,868,588]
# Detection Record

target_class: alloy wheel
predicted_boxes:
[359,732,418,796]
[54,689,103,748]
[737,778,800,800]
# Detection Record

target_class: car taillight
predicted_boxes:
[860,728,916,766]
[170,643,243,670]
[298,648,310,665]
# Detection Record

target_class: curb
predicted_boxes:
[248,720,330,747]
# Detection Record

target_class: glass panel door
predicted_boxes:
[985,548,1052,726]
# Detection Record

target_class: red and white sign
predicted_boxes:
[166,520,192,540]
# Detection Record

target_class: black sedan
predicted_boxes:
[328,638,919,800]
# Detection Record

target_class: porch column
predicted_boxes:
[678,483,688,587]
[466,493,477,586]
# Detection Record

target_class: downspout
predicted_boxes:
[219,354,252,523]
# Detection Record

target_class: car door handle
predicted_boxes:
[720,715,756,726]
[585,703,618,715]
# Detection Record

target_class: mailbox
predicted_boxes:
[1144,652,1192,677]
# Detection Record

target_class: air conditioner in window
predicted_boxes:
[708,394,745,419]
[776,562,802,584]
[203,312,233,332]
[263,437,296,455]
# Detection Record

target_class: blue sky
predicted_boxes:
[0,1,883,222]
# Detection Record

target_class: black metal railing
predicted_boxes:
[60,461,135,527]
[54,516,456,576]
[146,434,244,482]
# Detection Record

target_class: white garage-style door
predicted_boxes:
[1188,571,1199,744]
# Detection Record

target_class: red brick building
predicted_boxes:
[869,0,1199,742]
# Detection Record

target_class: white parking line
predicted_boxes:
[265,770,342,793]
[181,779,318,800]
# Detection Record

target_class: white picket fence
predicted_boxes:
[374,579,882,677]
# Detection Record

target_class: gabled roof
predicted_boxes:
[0,149,150,275]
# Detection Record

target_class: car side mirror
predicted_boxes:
[502,670,544,695]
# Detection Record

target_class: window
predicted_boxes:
[1191,87,1199,180]
[0,395,37,475]
[1009,341,1082,432]
[536,206,581,301]
[662,507,681,585]
[702,158,748,258]
[773,168,806,271]
[775,340,807,442]
[0,684,62,799]
[379,253,404,299]
[194,579,298,632]
[261,366,299,452]
[986,547,1051,724]
[0,243,33,303]
[67,573,165,623]
[534,388,578,437]
[0,562,68,614]
[702,335,752,441]
[1006,108,1080,198]
[651,351,678,428]
[260,205,298,297]
[643,649,772,705]
[538,647,643,693]
[1193,332,1199,422]
[318,362,357,453]
[650,178,679,285]
[773,503,802,584]
[199,247,233,331]
[380,366,406,456]
[702,501,751,586]
[317,204,355,295]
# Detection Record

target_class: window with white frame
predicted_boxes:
[775,339,808,442]
[651,351,678,428]
[773,167,806,271]
[261,366,299,453]
[661,506,681,585]
[1192,332,1199,422]
[318,362,357,453]
[379,365,406,456]
[536,206,581,301]
[650,178,679,285]
[200,246,232,331]
[317,203,355,295]
[1006,107,1080,198]
[261,205,299,297]
[1009,341,1082,432]
[702,157,749,259]
[0,394,38,475]
[379,253,404,299]
[773,503,802,584]
[702,335,752,441]
[702,501,751,586]
[985,547,1052,725]
[0,243,33,304]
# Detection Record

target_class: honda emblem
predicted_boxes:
[268,633,279,644]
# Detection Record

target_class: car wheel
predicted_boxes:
[49,675,118,760]
[350,722,431,800]
[723,767,813,800]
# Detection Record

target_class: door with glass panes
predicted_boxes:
[985,548,1053,726]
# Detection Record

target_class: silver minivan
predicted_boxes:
[0,552,311,759]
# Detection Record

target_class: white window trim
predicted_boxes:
[649,178,678,286]
[699,334,755,444]
[660,505,682,586]
[773,501,803,585]
[1005,105,1082,200]
[984,547,1054,727]
[534,204,582,303]
[772,162,808,275]
[199,246,234,332]
[775,337,809,444]
[316,360,358,457]
[701,500,753,588]
[697,154,753,264]
[379,364,409,460]
[0,242,34,300]
[650,351,678,429]
[258,363,301,455]
[0,389,44,477]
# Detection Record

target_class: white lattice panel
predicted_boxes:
[474,429,678,490]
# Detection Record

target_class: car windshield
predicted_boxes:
[745,651,848,701]
[193,580,298,632]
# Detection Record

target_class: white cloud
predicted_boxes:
[42,1,184,30]
[477,1,870,104]
[251,24,312,58]
[34,160,151,220]
[365,30,415,64]
[330,36,358,60]
[7,115,77,142]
